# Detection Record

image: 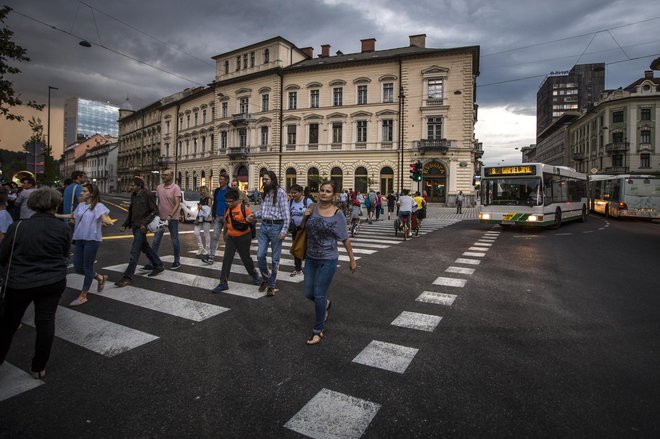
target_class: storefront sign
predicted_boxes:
[423,161,446,175]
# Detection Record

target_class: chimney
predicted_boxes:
[321,44,330,58]
[644,70,654,79]
[361,38,376,53]
[300,47,314,58]
[409,34,426,48]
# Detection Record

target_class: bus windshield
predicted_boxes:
[482,177,543,206]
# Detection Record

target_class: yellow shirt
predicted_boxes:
[413,196,424,210]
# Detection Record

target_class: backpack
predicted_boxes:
[364,196,371,208]
[240,202,256,239]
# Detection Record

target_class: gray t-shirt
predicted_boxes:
[16,188,36,219]
[306,206,349,260]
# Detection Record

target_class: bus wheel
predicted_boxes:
[579,205,588,223]
[553,208,562,229]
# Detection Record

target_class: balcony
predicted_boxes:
[475,149,484,159]
[413,139,451,154]
[227,146,249,159]
[230,113,254,126]
[605,142,630,153]
[424,98,446,107]
[158,156,173,167]
[604,166,629,174]
[572,152,586,161]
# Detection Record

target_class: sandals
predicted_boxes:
[97,275,108,292]
[306,332,324,345]
[69,295,88,307]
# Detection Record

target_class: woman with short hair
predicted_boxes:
[0,187,70,380]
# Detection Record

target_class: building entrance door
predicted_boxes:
[423,162,447,203]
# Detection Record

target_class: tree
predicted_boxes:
[1,6,44,121]
[23,117,58,185]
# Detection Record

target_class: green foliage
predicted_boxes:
[1,6,44,121]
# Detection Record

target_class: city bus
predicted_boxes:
[588,175,660,219]
[478,163,588,228]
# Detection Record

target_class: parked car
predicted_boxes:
[179,190,201,223]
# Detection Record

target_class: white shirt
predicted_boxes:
[0,210,13,233]
[72,202,110,241]
[398,195,416,212]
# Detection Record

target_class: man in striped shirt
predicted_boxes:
[248,171,290,296]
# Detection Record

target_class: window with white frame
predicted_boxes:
[238,128,247,147]
[382,120,393,142]
[261,126,268,145]
[333,87,343,106]
[309,123,319,144]
[428,117,442,139]
[288,91,297,110]
[356,120,367,143]
[641,108,651,121]
[640,129,651,144]
[332,122,342,144]
[383,83,394,103]
[287,125,296,145]
[357,85,367,105]
[310,89,319,108]
[428,79,443,100]
[640,153,650,168]
[262,94,269,112]
[239,97,249,114]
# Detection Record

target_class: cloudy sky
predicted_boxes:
[2,0,659,164]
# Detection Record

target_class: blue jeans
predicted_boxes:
[151,220,180,264]
[124,227,163,279]
[74,240,101,291]
[303,257,338,333]
[257,223,284,288]
[209,217,225,258]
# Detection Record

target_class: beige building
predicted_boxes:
[119,35,481,203]
[570,70,660,175]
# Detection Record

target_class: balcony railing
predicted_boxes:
[605,142,630,153]
[572,152,586,160]
[227,146,249,159]
[424,98,446,107]
[413,139,451,153]
[475,149,484,159]
[231,113,254,125]
[604,166,629,174]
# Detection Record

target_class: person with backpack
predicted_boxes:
[211,189,260,293]
[364,188,377,224]
[202,173,229,265]
[288,184,314,277]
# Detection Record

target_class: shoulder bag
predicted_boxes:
[290,204,315,260]
[0,221,22,318]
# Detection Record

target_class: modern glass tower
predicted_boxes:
[64,98,119,147]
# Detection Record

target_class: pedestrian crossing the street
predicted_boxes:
[0,216,464,402]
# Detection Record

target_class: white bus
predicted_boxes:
[479,163,588,228]
[588,174,660,219]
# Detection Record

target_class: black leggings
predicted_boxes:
[0,278,66,372]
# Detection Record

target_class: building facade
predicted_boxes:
[86,141,118,193]
[64,98,119,148]
[533,113,579,166]
[62,133,113,179]
[119,35,481,204]
[537,63,605,138]
[570,70,660,175]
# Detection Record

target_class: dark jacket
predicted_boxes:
[122,189,158,229]
[0,213,70,289]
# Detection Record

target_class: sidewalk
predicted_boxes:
[425,204,479,220]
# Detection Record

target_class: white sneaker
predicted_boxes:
[289,270,303,277]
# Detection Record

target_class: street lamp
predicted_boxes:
[48,85,59,176]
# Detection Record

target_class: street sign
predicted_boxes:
[590,168,599,174]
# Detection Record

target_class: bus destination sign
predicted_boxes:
[484,165,536,176]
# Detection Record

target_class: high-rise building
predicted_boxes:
[536,63,605,137]
[64,97,119,147]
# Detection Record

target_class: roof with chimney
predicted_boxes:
[624,71,660,92]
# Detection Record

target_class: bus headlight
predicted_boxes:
[527,215,542,222]
[479,213,491,220]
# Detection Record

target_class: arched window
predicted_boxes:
[236,165,248,191]
[380,166,394,195]
[331,167,343,191]
[308,167,320,192]
[354,166,368,193]
[286,167,297,191]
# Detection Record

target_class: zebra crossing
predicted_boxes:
[0,217,462,403]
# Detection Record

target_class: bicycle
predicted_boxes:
[394,214,411,240]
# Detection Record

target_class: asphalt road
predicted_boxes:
[1,205,659,438]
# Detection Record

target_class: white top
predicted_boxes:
[197,205,212,222]
[290,198,313,227]
[0,210,13,233]
[72,202,110,242]
[398,195,416,212]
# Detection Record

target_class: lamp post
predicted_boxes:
[47,85,59,177]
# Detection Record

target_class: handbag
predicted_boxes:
[290,204,315,260]
[1,221,22,318]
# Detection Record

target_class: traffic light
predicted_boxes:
[410,161,423,182]
[409,162,419,180]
